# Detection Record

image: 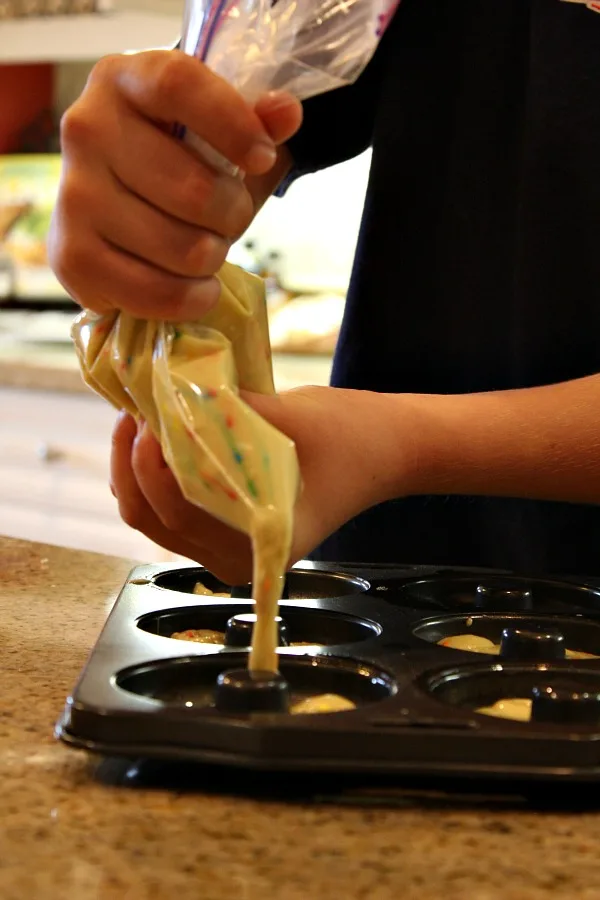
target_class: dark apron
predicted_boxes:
[312,0,600,576]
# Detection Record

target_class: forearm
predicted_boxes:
[389,374,600,505]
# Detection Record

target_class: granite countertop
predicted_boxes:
[3,535,600,899]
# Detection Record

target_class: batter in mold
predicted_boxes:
[193,582,231,597]
[170,629,224,644]
[290,694,356,714]
[73,262,300,676]
[476,698,532,722]
[438,634,597,659]
[170,628,317,648]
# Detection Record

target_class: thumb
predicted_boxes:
[254,91,303,146]
[241,385,325,440]
[241,389,290,430]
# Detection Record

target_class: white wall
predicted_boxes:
[242,151,371,294]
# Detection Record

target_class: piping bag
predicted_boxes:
[72,0,399,673]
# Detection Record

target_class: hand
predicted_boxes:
[110,386,409,583]
[48,50,302,320]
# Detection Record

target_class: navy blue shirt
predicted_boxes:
[286,0,600,575]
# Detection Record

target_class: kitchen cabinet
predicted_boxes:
[0,386,184,561]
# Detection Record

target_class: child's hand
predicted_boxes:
[48,50,301,321]
[110,386,410,583]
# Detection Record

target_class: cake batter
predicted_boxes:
[193,582,230,597]
[438,634,597,659]
[290,694,356,714]
[170,628,317,647]
[476,698,532,722]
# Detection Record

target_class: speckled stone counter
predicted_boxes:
[3,535,600,900]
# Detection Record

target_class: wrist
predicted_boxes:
[342,388,424,511]
[343,388,501,507]
[388,391,468,498]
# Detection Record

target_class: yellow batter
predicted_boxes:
[438,634,597,659]
[169,628,315,647]
[193,582,231,597]
[73,262,300,674]
[476,698,532,722]
[170,629,224,644]
[290,694,356,714]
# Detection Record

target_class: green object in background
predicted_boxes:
[0,154,66,300]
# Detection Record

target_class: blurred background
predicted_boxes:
[0,0,369,561]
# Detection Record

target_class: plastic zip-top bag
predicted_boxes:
[177,0,400,170]
[72,0,399,673]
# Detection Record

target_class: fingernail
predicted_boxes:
[136,417,146,438]
[262,90,298,113]
[244,140,277,173]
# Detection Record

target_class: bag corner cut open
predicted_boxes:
[71,261,300,673]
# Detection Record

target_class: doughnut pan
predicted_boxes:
[56,561,600,782]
